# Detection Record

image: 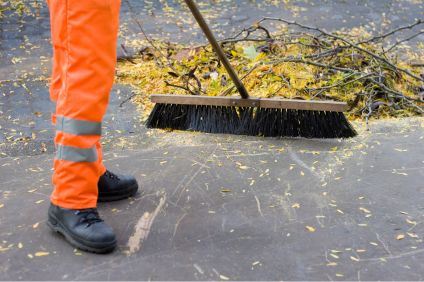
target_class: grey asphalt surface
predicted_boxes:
[1,118,423,280]
[0,0,423,281]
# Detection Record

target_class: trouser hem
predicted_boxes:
[50,197,97,210]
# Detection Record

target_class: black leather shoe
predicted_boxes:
[98,170,138,202]
[47,203,116,254]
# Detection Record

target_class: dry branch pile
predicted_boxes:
[117,18,424,122]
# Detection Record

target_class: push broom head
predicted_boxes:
[146,94,357,138]
[146,0,357,139]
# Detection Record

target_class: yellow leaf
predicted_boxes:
[350,256,359,262]
[407,232,418,238]
[219,275,230,281]
[406,219,417,225]
[305,226,316,232]
[291,203,300,209]
[35,200,44,204]
[330,253,339,259]
[32,222,39,229]
[238,165,249,170]
[396,234,405,240]
[18,243,23,249]
[35,251,49,257]
[300,171,305,176]
[326,262,337,266]
[359,207,371,213]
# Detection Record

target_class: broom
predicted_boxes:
[146,0,357,138]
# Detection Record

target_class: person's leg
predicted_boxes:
[46,0,65,105]
[46,0,121,253]
[50,0,121,209]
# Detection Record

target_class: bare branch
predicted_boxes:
[384,30,424,53]
[362,19,424,43]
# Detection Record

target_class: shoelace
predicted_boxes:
[104,170,120,181]
[75,209,104,227]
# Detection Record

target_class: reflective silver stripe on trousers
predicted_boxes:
[56,145,98,162]
[56,115,102,136]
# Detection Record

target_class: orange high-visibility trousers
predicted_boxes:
[47,0,121,209]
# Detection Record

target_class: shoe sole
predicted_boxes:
[97,184,138,202]
[47,214,116,254]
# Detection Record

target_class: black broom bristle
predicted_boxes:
[146,103,357,138]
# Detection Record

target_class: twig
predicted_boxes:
[362,19,423,43]
[305,46,345,60]
[254,195,264,217]
[165,81,198,95]
[123,0,177,72]
[220,24,272,45]
[257,17,424,82]
[369,78,421,102]
[118,44,136,64]
[269,57,360,74]
[219,63,262,96]
[119,92,137,107]
[307,72,358,91]
[308,73,373,99]
[384,30,424,53]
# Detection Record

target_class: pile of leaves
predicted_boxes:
[116,18,424,122]
[0,0,41,18]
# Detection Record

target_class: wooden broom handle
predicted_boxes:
[184,0,249,99]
